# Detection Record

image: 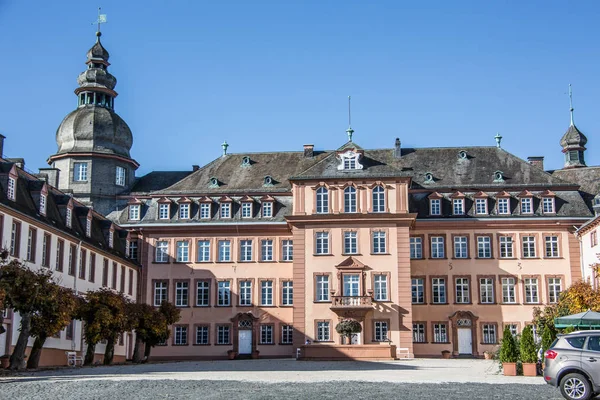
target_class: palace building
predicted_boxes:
[33,31,600,360]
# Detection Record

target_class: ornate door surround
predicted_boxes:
[449,310,479,357]
[231,312,259,356]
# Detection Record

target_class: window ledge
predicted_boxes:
[193,305,211,308]
[259,343,275,346]
[313,301,332,304]
[313,254,334,257]
[278,343,293,346]
[371,253,391,256]
[214,343,232,346]
[341,253,362,256]
[412,302,428,305]
[314,341,335,343]
[192,343,211,346]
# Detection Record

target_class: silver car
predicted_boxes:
[545,330,600,400]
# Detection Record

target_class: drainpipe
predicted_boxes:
[72,240,82,351]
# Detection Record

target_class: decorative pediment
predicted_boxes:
[219,196,233,203]
[240,195,254,203]
[473,191,488,198]
[156,197,172,204]
[449,191,465,199]
[127,197,143,205]
[177,197,193,204]
[260,195,275,202]
[517,190,534,198]
[198,196,213,203]
[336,149,364,171]
[428,192,443,200]
[335,256,367,271]
[40,183,49,196]
[495,191,511,198]
[541,189,556,197]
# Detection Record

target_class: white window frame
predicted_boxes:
[153,281,167,306]
[482,324,496,344]
[176,240,189,262]
[155,241,169,263]
[344,231,358,254]
[411,278,424,304]
[262,202,273,217]
[433,323,448,343]
[475,198,487,215]
[477,236,491,258]
[501,277,516,304]
[374,321,389,342]
[520,197,533,214]
[66,207,72,228]
[524,278,539,303]
[260,325,274,344]
[197,240,210,262]
[261,280,273,306]
[522,236,536,258]
[542,197,555,214]
[545,236,559,258]
[479,278,494,304]
[281,325,293,344]
[175,281,189,307]
[432,278,446,304]
[497,197,510,215]
[196,281,210,307]
[282,281,293,306]
[410,237,422,259]
[40,194,47,215]
[282,240,293,261]
[73,162,88,182]
[261,239,273,261]
[240,240,253,262]
[499,236,513,258]
[317,321,330,342]
[174,326,187,345]
[241,202,253,218]
[413,323,425,343]
[239,280,252,306]
[196,326,209,345]
[431,236,445,258]
[217,325,230,344]
[372,231,386,254]
[129,204,140,221]
[316,232,329,254]
[179,203,190,220]
[316,275,330,302]
[7,177,15,201]
[344,186,357,213]
[158,203,170,220]
[218,240,231,262]
[454,236,468,258]
[452,198,464,215]
[316,187,329,214]
[200,203,211,219]
[455,277,470,304]
[220,203,231,218]
[217,281,231,306]
[548,277,562,304]
[115,166,126,187]
[374,274,388,301]
[430,199,441,216]
[372,186,385,213]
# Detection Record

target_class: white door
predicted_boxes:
[0,324,7,356]
[457,328,472,354]
[239,330,252,354]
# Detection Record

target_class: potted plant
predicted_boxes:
[520,326,538,376]
[227,350,237,360]
[251,350,260,359]
[441,350,452,359]
[499,326,519,376]
[483,350,494,360]
[335,318,362,344]
[0,355,9,369]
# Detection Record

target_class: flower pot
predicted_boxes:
[441,351,452,359]
[484,351,493,360]
[251,351,260,359]
[503,362,517,376]
[227,351,237,360]
[522,362,537,376]
[0,356,9,369]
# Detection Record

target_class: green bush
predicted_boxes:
[541,325,556,357]
[520,326,537,363]
[499,326,519,364]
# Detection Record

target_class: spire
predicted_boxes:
[494,132,502,148]
[221,141,229,157]
[569,83,574,126]
[560,84,588,168]
[346,96,354,142]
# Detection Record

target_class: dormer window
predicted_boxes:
[452,199,464,215]
[264,176,274,186]
[109,230,114,248]
[7,177,15,201]
[475,196,488,215]
[497,198,510,215]
[458,150,468,159]
[86,219,92,237]
[179,203,190,219]
[220,203,231,218]
[520,198,533,214]
[241,202,253,218]
[129,204,141,221]
[209,177,219,188]
[262,202,273,217]
[493,171,504,183]
[542,197,555,214]
[344,157,356,170]
[337,150,363,171]
[40,194,47,215]
[241,156,251,167]
[200,202,211,219]
[158,203,170,220]
[430,199,441,216]
[66,207,72,228]
[424,173,434,184]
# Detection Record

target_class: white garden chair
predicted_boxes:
[65,351,83,366]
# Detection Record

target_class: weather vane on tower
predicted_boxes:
[92,7,107,34]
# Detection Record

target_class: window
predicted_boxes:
[522,236,536,258]
[179,204,190,219]
[343,274,360,297]
[128,269,133,295]
[475,198,487,215]
[261,240,273,261]
[501,277,516,303]
[261,280,273,306]
[411,278,424,304]
[374,321,389,342]
[218,240,231,262]
[73,162,88,181]
[10,221,21,257]
[480,278,494,304]
[7,177,15,200]
[65,320,74,340]
[344,187,357,213]
[129,205,140,221]
[433,323,448,343]
[260,325,274,344]
[241,202,252,218]
[506,324,518,336]
[282,240,293,261]
[66,208,72,228]
[200,203,211,219]
[26,228,36,262]
[129,241,138,261]
[343,156,357,170]
[86,219,92,237]
[453,236,468,258]
[524,278,539,303]
[197,240,210,262]
[455,278,470,304]
[372,186,385,212]
[431,236,445,258]
[56,239,65,272]
[79,250,87,279]
[112,262,118,290]
[316,275,330,302]
[240,240,253,261]
[41,233,50,267]
[159,204,170,220]
[410,237,422,259]
[116,166,126,186]
[374,274,388,301]
[521,198,532,214]
[432,278,446,304]
[317,321,330,342]
[542,197,555,214]
[499,236,513,258]
[497,197,509,214]
[154,281,168,306]
[196,281,210,306]
[196,326,209,345]
[176,241,189,262]
[102,259,108,286]
[281,325,293,344]
[344,231,357,254]
[592,231,598,247]
[40,194,47,215]
[89,254,96,283]
[155,241,169,262]
[482,324,497,344]
[477,236,491,258]
[548,277,562,304]
[372,231,386,254]
[239,280,252,306]
[413,323,425,343]
[108,229,114,248]
[316,232,329,254]
[217,281,231,306]
[220,203,231,218]
[282,281,293,306]
[452,199,464,215]
[217,325,230,344]
[316,187,329,214]
[545,236,559,258]
[68,244,75,276]
[430,199,441,216]
[262,202,273,217]
[175,281,189,307]
[174,326,188,345]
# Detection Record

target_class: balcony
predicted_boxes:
[330,296,374,318]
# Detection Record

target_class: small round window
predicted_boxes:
[242,156,250,166]
[264,176,273,185]
[459,151,467,159]
[425,173,433,182]
[495,172,503,180]
[210,178,218,186]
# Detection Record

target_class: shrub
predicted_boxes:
[499,326,519,364]
[540,325,556,357]
[520,326,537,364]
[335,318,362,344]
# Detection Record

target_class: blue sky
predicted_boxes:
[0,1,598,175]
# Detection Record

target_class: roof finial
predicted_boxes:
[569,83,574,126]
[92,7,107,37]
[346,95,354,142]
[494,132,502,148]
[221,140,229,157]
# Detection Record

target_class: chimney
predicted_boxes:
[527,156,544,170]
[394,138,401,159]
[192,165,199,172]
[303,144,314,158]
[38,168,60,188]
[0,134,5,158]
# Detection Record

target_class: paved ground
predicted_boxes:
[0,359,561,399]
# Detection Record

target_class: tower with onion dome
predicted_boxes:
[47,31,138,215]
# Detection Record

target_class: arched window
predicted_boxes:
[344,186,357,213]
[372,185,385,213]
[316,187,329,214]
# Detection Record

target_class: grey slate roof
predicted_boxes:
[551,167,600,196]
[131,171,194,193]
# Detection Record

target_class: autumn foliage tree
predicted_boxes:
[131,301,180,362]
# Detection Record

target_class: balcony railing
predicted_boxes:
[331,296,373,308]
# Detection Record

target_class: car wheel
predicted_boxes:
[560,373,592,400]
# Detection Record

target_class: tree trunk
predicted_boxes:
[132,336,143,363]
[103,336,116,365]
[143,342,152,363]
[26,334,47,369]
[84,342,96,366]
[9,312,32,370]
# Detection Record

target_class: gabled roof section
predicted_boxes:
[335,256,368,270]
[131,171,194,193]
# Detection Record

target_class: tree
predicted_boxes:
[499,326,519,364]
[129,303,154,363]
[140,301,181,361]
[335,318,362,344]
[27,286,78,369]
[520,326,537,364]
[540,325,557,359]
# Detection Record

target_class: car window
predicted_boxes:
[587,336,600,352]
[550,338,559,348]
[567,337,586,349]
